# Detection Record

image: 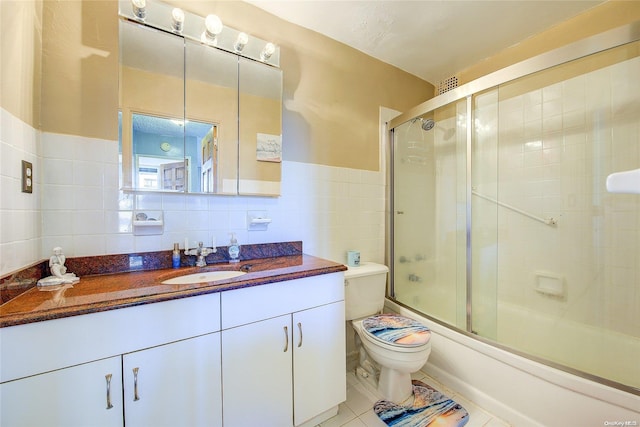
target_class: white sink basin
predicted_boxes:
[162,270,246,285]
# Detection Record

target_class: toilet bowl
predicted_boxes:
[352,314,431,402]
[344,263,431,403]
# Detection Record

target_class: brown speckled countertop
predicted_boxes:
[0,254,346,328]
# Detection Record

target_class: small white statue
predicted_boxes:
[37,247,80,287]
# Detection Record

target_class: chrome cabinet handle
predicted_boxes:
[283,326,289,352]
[297,322,303,348]
[105,374,114,410]
[133,367,140,401]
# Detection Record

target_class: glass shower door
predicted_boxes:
[390,32,640,392]
[392,99,468,329]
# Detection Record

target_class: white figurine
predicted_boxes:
[37,247,80,287]
[49,246,67,278]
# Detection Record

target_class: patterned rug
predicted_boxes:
[374,380,469,427]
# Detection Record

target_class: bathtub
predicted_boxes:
[385,298,640,427]
[496,301,640,390]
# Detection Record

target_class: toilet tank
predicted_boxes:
[344,262,389,321]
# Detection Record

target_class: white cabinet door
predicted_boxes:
[123,333,222,427]
[0,356,123,427]
[293,301,346,426]
[222,315,293,427]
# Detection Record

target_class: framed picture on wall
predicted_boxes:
[256,133,282,162]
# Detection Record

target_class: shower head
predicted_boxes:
[421,118,435,131]
[407,116,455,141]
[410,117,436,132]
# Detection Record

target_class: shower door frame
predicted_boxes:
[388,21,640,395]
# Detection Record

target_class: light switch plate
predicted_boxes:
[21,160,33,193]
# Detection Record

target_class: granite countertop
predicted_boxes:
[0,254,347,328]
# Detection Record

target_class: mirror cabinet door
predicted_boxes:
[238,57,283,196]
[119,16,283,196]
[185,41,238,195]
[119,20,186,191]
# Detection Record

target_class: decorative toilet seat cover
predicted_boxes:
[362,314,431,347]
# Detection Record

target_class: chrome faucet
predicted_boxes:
[185,241,216,267]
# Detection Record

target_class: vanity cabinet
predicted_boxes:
[0,293,221,427]
[222,314,293,426]
[221,272,346,426]
[292,301,346,425]
[0,271,345,427]
[0,334,222,427]
[122,333,222,427]
[0,356,124,427]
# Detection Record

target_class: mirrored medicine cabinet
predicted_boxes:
[118,0,282,196]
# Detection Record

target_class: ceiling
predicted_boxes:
[245,0,605,84]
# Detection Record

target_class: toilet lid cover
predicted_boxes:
[362,314,431,347]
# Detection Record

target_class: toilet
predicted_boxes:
[344,262,431,403]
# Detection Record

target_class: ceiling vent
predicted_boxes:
[437,76,458,95]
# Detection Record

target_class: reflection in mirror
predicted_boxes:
[119,19,185,191]
[132,113,185,191]
[185,40,238,194]
[123,113,215,192]
[238,57,283,195]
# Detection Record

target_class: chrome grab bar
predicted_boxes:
[472,190,557,226]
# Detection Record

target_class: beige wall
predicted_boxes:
[457,0,640,85]
[40,0,118,140]
[26,0,435,173]
[175,1,436,171]
[8,1,638,171]
[1,0,42,128]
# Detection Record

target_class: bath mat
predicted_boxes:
[374,380,469,427]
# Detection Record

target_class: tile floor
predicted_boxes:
[319,370,512,427]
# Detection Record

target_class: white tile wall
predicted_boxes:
[0,109,41,275]
[1,109,386,276]
[394,53,639,388]
[490,56,640,339]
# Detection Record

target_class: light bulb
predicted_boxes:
[131,0,146,20]
[204,14,223,39]
[260,42,276,61]
[234,32,249,52]
[171,8,184,33]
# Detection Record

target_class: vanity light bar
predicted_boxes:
[121,0,279,67]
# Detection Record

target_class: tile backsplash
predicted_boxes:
[1,108,386,277]
[0,108,41,275]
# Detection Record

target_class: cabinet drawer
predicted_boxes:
[221,272,344,329]
[0,293,220,383]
